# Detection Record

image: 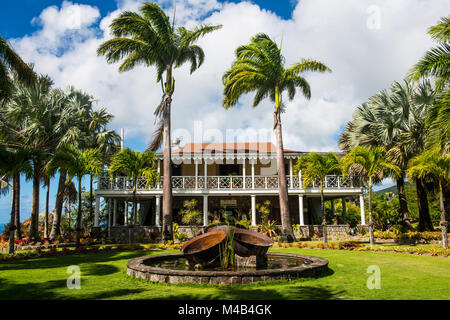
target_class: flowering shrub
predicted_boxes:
[374,231,442,242]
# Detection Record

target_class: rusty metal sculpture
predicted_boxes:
[180,230,227,267]
[181,224,273,268]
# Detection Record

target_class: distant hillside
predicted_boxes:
[375,182,412,195]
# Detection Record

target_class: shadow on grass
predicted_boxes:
[0,277,146,300]
[162,284,344,300]
[0,250,147,271]
[80,263,120,276]
[161,268,339,300]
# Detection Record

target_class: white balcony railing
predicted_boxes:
[98,175,360,191]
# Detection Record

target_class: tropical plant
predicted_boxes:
[222,32,331,242]
[294,152,341,245]
[407,148,450,249]
[339,80,437,231]
[341,146,401,247]
[259,220,279,239]
[409,15,450,153]
[109,148,159,228]
[97,2,222,242]
[409,15,450,90]
[48,146,103,248]
[0,36,36,103]
[0,147,32,253]
[179,199,202,226]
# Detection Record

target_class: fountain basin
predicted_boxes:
[127,252,328,285]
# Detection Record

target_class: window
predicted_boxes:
[171,164,182,176]
[219,164,240,176]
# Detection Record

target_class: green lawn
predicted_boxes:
[0,248,448,300]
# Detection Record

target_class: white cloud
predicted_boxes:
[9,0,450,153]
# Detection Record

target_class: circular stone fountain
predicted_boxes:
[127,226,328,285]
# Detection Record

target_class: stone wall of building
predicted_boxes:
[295,225,351,239]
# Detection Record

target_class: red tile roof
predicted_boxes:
[158,142,300,154]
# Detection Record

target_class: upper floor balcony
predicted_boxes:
[97,174,361,192]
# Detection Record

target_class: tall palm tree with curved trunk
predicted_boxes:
[98,2,222,242]
[109,148,159,242]
[342,146,401,247]
[408,148,450,249]
[294,153,340,245]
[48,146,103,248]
[0,36,36,103]
[222,33,331,242]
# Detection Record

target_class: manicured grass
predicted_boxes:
[0,248,448,300]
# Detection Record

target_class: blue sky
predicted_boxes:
[1,0,447,223]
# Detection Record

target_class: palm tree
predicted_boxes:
[341,146,401,247]
[222,33,331,242]
[0,146,32,254]
[408,148,450,249]
[339,80,437,231]
[409,15,450,90]
[48,146,103,247]
[109,148,159,242]
[97,2,222,242]
[86,108,120,226]
[294,152,340,245]
[48,88,119,239]
[2,75,56,241]
[0,36,36,103]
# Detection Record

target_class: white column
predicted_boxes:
[251,160,255,189]
[203,195,208,226]
[124,201,128,225]
[195,160,199,189]
[251,195,256,226]
[299,169,302,189]
[359,194,366,225]
[155,196,161,227]
[113,199,117,227]
[289,158,293,189]
[242,158,246,189]
[94,196,100,227]
[299,195,305,226]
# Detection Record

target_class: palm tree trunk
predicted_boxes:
[396,175,411,229]
[416,177,433,231]
[368,178,375,247]
[9,178,16,254]
[89,174,93,225]
[76,178,82,248]
[13,173,20,239]
[274,108,294,242]
[50,171,66,240]
[30,162,40,242]
[438,179,448,249]
[162,93,173,243]
[320,186,327,245]
[44,177,50,239]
